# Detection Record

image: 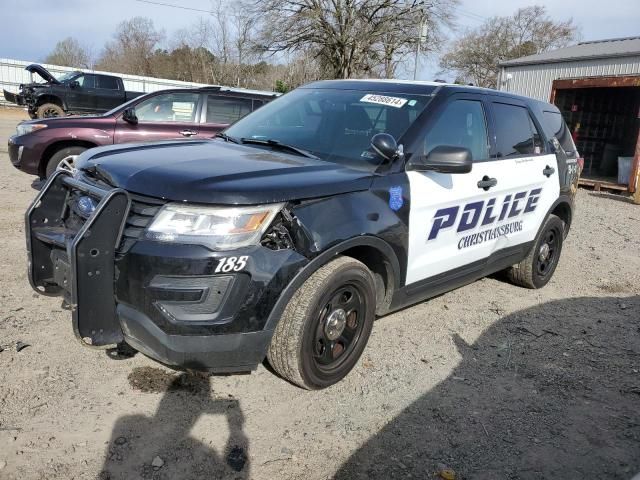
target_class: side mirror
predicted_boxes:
[122,107,138,125]
[408,145,472,174]
[70,80,80,88]
[371,133,403,161]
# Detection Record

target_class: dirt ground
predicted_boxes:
[0,106,639,480]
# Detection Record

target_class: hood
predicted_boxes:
[25,64,60,84]
[76,140,375,204]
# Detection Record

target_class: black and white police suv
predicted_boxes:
[26,80,580,389]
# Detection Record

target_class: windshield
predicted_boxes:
[56,71,80,83]
[225,87,434,171]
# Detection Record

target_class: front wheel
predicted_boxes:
[36,102,64,118]
[45,146,87,178]
[506,214,564,289]
[267,256,376,389]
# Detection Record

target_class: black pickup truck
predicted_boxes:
[3,64,143,118]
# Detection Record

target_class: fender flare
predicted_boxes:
[264,235,401,331]
[35,93,67,111]
[543,195,573,236]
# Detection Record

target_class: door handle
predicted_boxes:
[543,165,555,177]
[477,176,498,191]
[180,130,197,137]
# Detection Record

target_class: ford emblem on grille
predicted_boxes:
[77,196,97,217]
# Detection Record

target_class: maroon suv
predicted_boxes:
[8,86,277,178]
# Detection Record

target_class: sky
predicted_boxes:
[1,0,639,81]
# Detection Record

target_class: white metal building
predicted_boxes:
[497,37,640,201]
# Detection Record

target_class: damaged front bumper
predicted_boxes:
[3,89,24,106]
[26,171,308,371]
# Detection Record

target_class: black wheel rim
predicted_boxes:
[43,107,60,117]
[536,227,561,277]
[312,284,365,371]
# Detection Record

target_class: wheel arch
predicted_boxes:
[264,236,401,331]
[546,196,573,237]
[39,140,97,178]
[35,94,66,110]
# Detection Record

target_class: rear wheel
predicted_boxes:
[45,146,87,178]
[36,102,64,118]
[506,214,564,289]
[267,256,376,389]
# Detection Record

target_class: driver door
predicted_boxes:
[114,92,202,144]
[66,74,97,112]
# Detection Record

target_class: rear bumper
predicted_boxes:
[26,172,307,372]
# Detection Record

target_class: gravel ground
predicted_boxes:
[0,107,639,479]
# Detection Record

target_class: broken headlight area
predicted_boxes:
[261,210,295,251]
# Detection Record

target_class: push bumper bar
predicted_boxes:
[26,171,130,347]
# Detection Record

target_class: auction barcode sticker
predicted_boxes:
[360,94,408,108]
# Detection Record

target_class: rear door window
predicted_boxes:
[206,96,253,124]
[543,111,576,154]
[493,102,542,157]
[97,76,120,90]
[424,99,489,161]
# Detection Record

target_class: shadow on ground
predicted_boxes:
[99,371,249,480]
[335,295,640,479]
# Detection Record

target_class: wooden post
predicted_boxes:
[632,130,640,204]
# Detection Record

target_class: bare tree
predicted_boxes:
[252,0,458,79]
[44,37,92,69]
[96,17,165,76]
[440,5,579,88]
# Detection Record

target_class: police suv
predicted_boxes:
[26,80,580,389]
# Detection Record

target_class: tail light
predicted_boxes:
[577,157,584,173]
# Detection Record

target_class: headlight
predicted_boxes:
[16,123,47,136]
[145,203,284,250]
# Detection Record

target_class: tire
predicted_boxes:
[506,214,564,289]
[267,256,376,389]
[45,146,87,178]
[36,102,64,118]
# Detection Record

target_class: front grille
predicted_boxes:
[61,173,165,254]
[118,194,165,253]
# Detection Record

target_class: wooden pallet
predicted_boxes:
[578,177,629,193]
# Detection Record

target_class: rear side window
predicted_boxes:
[97,76,120,90]
[424,99,489,161]
[543,111,576,154]
[206,96,253,124]
[493,103,542,157]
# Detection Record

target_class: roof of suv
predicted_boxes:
[304,79,557,110]
[190,86,279,98]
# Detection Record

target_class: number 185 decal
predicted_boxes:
[215,256,248,273]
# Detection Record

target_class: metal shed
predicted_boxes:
[497,37,640,203]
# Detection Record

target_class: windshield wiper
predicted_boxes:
[215,132,240,144]
[239,138,319,159]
